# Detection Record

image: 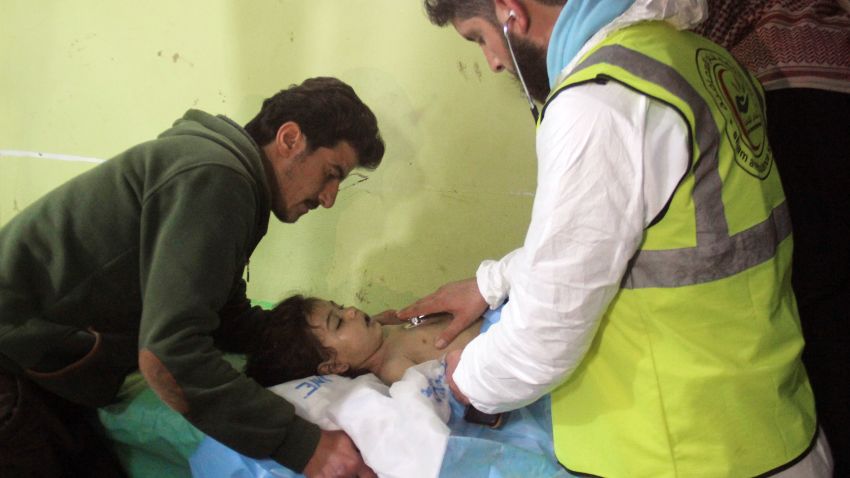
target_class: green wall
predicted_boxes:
[0,0,536,313]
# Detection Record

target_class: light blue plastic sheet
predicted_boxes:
[189,307,573,478]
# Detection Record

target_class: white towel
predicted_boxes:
[268,359,451,478]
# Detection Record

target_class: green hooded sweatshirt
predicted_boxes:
[0,110,321,471]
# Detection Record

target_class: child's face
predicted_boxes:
[307,300,383,374]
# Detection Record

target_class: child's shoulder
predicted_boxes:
[376,355,416,385]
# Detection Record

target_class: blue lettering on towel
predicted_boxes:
[421,370,448,403]
[295,375,334,399]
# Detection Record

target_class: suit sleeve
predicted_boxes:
[476,248,522,309]
[454,84,690,413]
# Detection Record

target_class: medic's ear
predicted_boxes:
[496,0,528,33]
[318,360,349,376]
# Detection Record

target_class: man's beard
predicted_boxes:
[507,33,550,104]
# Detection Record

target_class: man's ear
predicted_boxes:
[274,121,306,159]
[495,0,529,34]
[318,359,350,376]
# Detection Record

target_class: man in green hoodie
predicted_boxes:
[0,77,384,478]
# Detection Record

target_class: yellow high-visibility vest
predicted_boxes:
[543,21,817,477]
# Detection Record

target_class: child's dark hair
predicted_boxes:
[244,295,331,386]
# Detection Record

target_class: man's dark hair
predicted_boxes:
[244,295,329,386]
[423,0,567,27]
[424,0,498,26]
[244,77,385,169]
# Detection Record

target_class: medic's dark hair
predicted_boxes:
[423,0,567,27]
[423,0,498,26]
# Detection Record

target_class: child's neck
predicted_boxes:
[357,325,393,375]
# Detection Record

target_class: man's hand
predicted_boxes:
[371,309,401,325]
[302,430,376,478]
[444,348,469,405]
[398,277,488,349]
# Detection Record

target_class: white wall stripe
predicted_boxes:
[0,150,105,164]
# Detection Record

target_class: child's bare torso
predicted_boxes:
[376,314,483,384]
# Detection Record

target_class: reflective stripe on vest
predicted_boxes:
[542,22,815,477]
[548,44,791,289]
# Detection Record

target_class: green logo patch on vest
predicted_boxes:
[696,48,772,179]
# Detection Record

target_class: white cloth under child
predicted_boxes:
[268,359,451,478]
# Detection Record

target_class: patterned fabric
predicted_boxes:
[694,0,850,92]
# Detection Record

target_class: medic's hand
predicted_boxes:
[371,309,402,325]
[445,348,469,405]
[302,430,376,478]
[398,277,488,349]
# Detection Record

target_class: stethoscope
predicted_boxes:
[502,10,540,122]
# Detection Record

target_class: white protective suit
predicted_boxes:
[454,0,707,413]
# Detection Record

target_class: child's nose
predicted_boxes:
[343,307,358,321]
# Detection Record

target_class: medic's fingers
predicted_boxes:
[444,349,470,405]
[398,295,440,320]
[372,309,401,325]
[435,313,475,349]
[357,464,378,478]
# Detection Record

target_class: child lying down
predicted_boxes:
[244,295,482,386]
[191,300,569,478]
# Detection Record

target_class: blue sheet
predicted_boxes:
[189,307,573,478]
[190,395,569,478]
